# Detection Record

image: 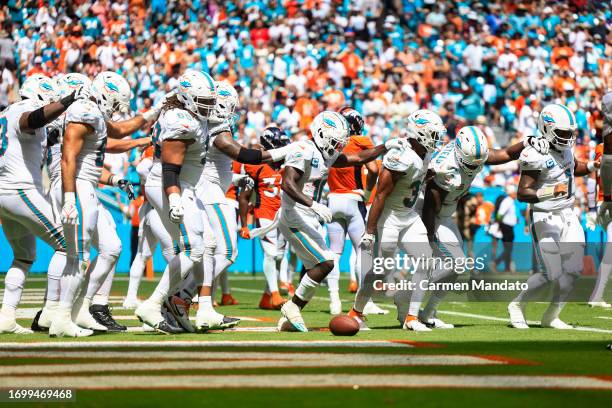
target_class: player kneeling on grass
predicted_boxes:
[276,111,407,332]
[508,103,599,330]
[418,126,550,329]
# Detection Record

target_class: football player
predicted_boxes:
[327,106,387,316]
[508,103,599,329]
[277,110,406,332]
[239,126,288,310]
[0,74,87,334]
[417,126,550,328]
[53,71,158,337]
[348,110,446,332]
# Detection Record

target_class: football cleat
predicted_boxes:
[588,301,612,308]
[122,297,141,309]
[90,304,127,332]
[31,309,48,332]
[348,308,370,331]
[279,282,295,297]
[348,280,358,293]
[220,293,239,306]
[0,312,33,334]
[363,301,390,315]
[270,291,287,309]
[195,310,240,332]
[259,292,285,310]
[423,317,454,329]
[329,298,342,316]
[49,309,93,338]
[154,320,185,335]
[280,300,308,332]
[135,301,165,328]
[403,315,432,332]
[163,295,194,333]
[74,301,108,332]
[542,318,573,330]
[508,302,529,329]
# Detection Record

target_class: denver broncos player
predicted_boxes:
[277,111,407,332]
[508,104,599,329]
[239,126,288,310]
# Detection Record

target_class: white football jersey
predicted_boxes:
[197,120,233,204]
[280,140,336,215]
[430,142,481,217]
[64,99,107,184]
[146,108,211,189]
[381,144,429,212]
[0,100,48,190]
[519,146,575,212]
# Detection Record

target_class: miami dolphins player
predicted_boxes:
[277,110,407,332]
[0,74,88,334]
[508,103,599,329]
[53,71,159,337]
[417,126,550,329]
[348,109,446,332]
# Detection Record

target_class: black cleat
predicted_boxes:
[154,320,184,335]
[89,304,127,332]
[31,309,49,332]
[198,316,241,332]
[163,295,195,333]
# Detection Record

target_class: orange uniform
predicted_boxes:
[226,161,245,201]
[327,136,375,199]
[244,164,282,221]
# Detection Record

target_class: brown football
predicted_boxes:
[329,315,360,336]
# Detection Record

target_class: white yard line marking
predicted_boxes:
[596,316,612,320]
[0,374,610,390]
[0,354,505,375]
[0,340,413,349]
[124,326,280,333]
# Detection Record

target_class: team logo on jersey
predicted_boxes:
[104,81,119,93]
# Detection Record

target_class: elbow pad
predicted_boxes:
[162,163,182,189]
[237,147,263,164]
[26,107,48,130]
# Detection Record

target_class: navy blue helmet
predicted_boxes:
[339,106,364,136]
[260,126,289,150]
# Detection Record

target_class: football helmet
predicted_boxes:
[260,126,289,150]
[210,80,239,123]
[454,126,490,176]
[404,109,446,152]
[19,74,58,106]
[176,69,217,120]
[55,73,92,98]
[537,103,577,151]
[338,106,364,136]
[91,71,131,119]
[310,111,350,160]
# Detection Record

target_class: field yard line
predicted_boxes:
[0,374,610,390]
[596,316,612,320]
[0,340,413,349]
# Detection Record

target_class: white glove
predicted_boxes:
[168,193,184,224]
[72,85,91,102]
[311,201,333,224]
[359,232,376,252]
[597,201,612,228]
[232,173,254,190]
[524,135,550,155]
[61,193,79,225]
[384,137,407,151]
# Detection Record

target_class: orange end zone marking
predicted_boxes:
[474,354,540,366]
[389,339,445,348]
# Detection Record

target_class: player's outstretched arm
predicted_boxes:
[517,169,567,203]
[213,131,294,164]
[487,141,525,165]
[365,167,400,235]
[99,168,136,200]
[574,158,599,177]
[280,166,312,207]
[19,92,79,133]
[107,115,151,139]
[332,144,387,168]
[105,136,151,153]
[422,180,446,242]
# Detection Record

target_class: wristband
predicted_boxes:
[108,175,119,186]
[536,186,556,202]
[168,192,181,207]
[63,192,76,204]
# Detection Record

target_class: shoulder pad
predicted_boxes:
[519,146,545,171]
[159,108,198,140]
[209,120,231,137]
[66,100,103,126]
[383,146,419,173]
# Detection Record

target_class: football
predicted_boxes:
[329,315,360,336]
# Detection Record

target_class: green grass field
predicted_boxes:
[1,274,611,407]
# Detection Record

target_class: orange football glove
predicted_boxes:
[240,226,251,239]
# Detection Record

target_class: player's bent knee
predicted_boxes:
[187,247,205,263]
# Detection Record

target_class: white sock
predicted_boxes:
[408,268,429,316]
[85,254,117,300]
[294,274,319,303]
[514,272,549,303]
[198,295,214,313]
[93,266,115,305]
[59,257,86,309]
[149,266,170,306]
[2,260,29,310]
[263,253,279,293]
[353,271,376,313]
[349,247,357,282]
[327,255,340,293]
[46,251,66,302]
[279,251,288,283]
[126,254,147,300]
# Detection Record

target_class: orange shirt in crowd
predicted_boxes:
[323,89,345,111]
[341,52,362,79]
[476,201,494,225]
[294,96,319,130]
[243,164,282,221]
[327,136,375,199]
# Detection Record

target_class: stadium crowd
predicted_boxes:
[0,0,610,240]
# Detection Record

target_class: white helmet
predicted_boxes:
[537,103,577,151]
[55,73,92,98]
[405,109,446,152]
[310,111,350,160]
[19,74,58,106]
[176,69,217,120]
[454,126,489,176]
[91,71,131,119]
[210,80,239,123]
